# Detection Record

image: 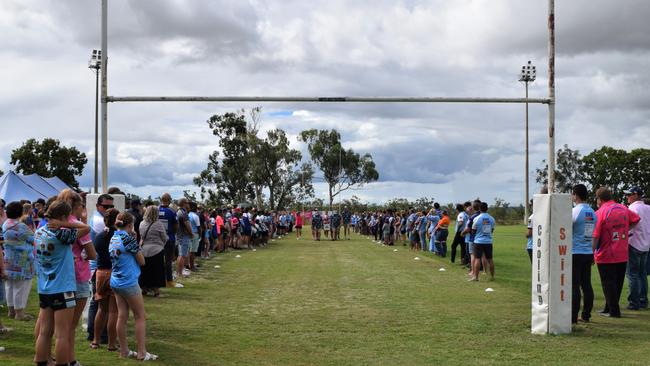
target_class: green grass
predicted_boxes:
[2,225,649,365]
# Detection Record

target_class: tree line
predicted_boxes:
[536,144,650,204]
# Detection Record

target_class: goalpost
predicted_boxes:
[97,0,569,334]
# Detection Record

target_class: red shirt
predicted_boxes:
[295,214,303,226]
[215,216,224,234]
[593,201,641,264]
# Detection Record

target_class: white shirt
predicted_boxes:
[629,200,650,252]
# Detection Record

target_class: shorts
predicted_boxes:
[94,269,113,300]
[295,225,302,229]
[39,291,77,311]
[473,244,493,259]
[435,229,449,243]
[112,284,142,298]
[467,242,474,255]
[190,235,200,252]
[76,280,92,300]
[179,237,191,257]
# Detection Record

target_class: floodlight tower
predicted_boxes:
[88,49,102,193]
[519,60,536,221]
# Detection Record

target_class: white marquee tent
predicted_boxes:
[0,171,72,203]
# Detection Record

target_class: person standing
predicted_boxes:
[176,198,194,280]
[593,187,640,318]
[158,193,180,288]
[342,207,352,240]
[625,186,650,310]
[311,209,323,241]
[110,212,157,361]
[295,211,303,240]
[471,202,496,281]
[571,184,596,323]
[2,201,35,320]
[451,204,468,264]
[139,206,168,297]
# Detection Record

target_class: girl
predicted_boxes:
[110,212,157,361]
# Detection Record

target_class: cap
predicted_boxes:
[624,186,644,196]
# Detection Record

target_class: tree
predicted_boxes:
[535,144,585,193]
[10,138,87,189]
[299,129,379,209]
[250,128,314,211]
[195,112,254,205]
[582,146,633,203]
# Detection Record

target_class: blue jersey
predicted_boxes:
[158,206,177,241]
[472,213,495,244]
[466,213,479,243]
[572,203,596,255]
[189,212,200,233]
[109,230,142,289]
[418,216,427,232]
[456,212,468,234]
[34,227,78,295]
[427,214,440,234]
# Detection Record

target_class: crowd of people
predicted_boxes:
[0,183,648,363]
[552,185,650,323]
[0,188,294,365]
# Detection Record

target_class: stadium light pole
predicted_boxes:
[88,49,102,194]
[519,60,536,221]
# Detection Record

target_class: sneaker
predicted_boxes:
[174,282,185,288]
[626,305,640,311]
[182,269,191,277]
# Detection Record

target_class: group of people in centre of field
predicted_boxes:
[527,185,650,323]
[0,187,296,365]
[308,207,354,241]
[325,200,496,282]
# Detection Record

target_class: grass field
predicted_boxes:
[2,225,649,365]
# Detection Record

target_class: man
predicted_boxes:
[311,209,323,241]
[625,186,649,310]
[188,202,201,271]
[593,187,640,318]
[176,198,194,280]
[471,202,495,281]
[342,206,352,240]
[331,210,341,241]
[86,193,113,341]
[462,201,480,274]
[451,203,468,264]
[571,184,596,323]
[159,193,180,288]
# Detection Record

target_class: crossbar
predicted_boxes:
[107,96,551,104]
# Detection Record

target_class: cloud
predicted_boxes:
[1,0,648,205]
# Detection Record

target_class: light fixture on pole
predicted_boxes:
[519,60,536,221]
[88,49,102,193]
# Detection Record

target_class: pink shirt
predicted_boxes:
[593,201,641,264]
[629,200,650,252]
[69,215,93,282]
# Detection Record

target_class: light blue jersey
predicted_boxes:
[572,203,596,255]
[472,212,495,244]
[527,214,533,250]
[427,214,440,235]
[109,230,142,289]
[456,211,468,234]
[34,227,78,294]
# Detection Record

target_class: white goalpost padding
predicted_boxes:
[531,193,572,334]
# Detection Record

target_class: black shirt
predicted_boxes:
[94,228,115,270]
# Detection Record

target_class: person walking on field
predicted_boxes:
[571,184,596,323]
[294,211,303,240]
[624,186,650,310]
[470,202,495,281]
[593,187,640,318]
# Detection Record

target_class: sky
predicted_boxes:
[1,0,649,206]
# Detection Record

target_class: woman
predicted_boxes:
[110,211,157,361]
[58,189,96,363]
[139,205,168,297]
[34,200,90,366]
[91,208,119,350]
[323,213,330,239]
[21,202,35,231]
[2,201,35,320]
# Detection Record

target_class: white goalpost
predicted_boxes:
[97,0,569,334]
